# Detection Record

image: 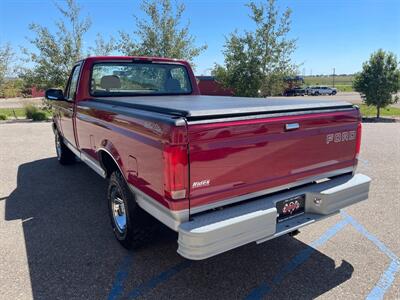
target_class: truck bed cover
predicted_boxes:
[91,95,353,119]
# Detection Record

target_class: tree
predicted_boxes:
[21,0,91,89]
[212,33,263,97]
[89,34,116,56]
[117,0,207,64]
[353,49,400,118]
[0,43,14,86]
[213,0,297,97]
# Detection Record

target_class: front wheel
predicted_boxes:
[55,130,75,165]
[107,171,157,249]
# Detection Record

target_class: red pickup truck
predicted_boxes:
[45,56,371,260]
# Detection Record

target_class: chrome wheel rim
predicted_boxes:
[111,187,127,233]
[55,133,62,160]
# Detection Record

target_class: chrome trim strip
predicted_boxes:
[81,152,107,178]
[189,167,354,215]
[63,139,81,157]
[63,139,106,178]
[187,108,354,125]
[128,184,189,231]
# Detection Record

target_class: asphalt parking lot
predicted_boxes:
[0,122,399,300]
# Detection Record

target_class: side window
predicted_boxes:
[65,65,81,101]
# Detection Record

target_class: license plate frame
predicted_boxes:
[276,194,306,223]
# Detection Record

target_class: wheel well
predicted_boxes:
[98,151,119,178]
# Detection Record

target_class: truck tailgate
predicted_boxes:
[187,108,360,212]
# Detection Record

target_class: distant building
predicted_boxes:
[196,76,235,96]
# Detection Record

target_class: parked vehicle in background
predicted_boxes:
[305,86,313,95]
[308,86,337,96]
[283,87,305,96]
[45,56,371,260]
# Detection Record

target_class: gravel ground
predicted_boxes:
[0,122,399,300]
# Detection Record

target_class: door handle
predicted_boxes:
[285,123,300,131]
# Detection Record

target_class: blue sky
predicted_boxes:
[1,0,399,75]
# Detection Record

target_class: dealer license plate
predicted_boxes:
[276,195,305,223]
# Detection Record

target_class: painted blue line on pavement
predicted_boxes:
[366,259,400,300]
[340,211,400,299]
[245,219,348,300]
[358,158,369,166]
[341,211,397,260]
[127,260,192,299]
[108,254,134,300]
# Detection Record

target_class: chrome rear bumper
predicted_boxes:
[178,173,371,260]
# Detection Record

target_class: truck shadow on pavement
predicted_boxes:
[5,158,354,299]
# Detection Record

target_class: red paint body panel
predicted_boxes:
[53,56,360,216]
[73,56,197,212]
[75,103,189,212]
[186,110,359,210]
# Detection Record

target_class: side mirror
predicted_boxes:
[45,89,64,100]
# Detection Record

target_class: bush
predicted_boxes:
[31,111,47,121]
[0,114,7,120]
[24,104,38,119]
[0,79,24,98]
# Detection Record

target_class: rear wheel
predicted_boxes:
[107,171,157,249]
[55,130,75,165]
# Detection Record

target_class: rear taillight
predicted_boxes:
[355,122,362,159]
[163,145,188,200]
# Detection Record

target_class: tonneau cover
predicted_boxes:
[92,95,353,118]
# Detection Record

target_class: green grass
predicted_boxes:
[0,107,52,120]
[0,108,26,118]
[304,75,354,92]
[334,85,353,92]
[358,104,400,117]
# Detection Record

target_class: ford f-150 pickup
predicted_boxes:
[45,56,371,260]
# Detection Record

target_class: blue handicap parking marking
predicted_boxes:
[247,212,400,300]
[341,211,400,300]
[245,219,349,299]
[107,211,399,300]
[126,260,192,299]
[108,254,134,300]
[107,256,192,300]
[366,259,400,300]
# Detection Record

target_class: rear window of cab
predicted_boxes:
[90,62,192,97]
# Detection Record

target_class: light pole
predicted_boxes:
[332,67,336,88]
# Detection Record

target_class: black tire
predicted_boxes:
[107,171,157,249]
[55,130,76,165]
[332,91,337,95]
[314,91,319,96]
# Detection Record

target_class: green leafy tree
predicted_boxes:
[21,0,91,90]
[214,0,297,97]
[89,34,116,56]
[353,49,400,118]
[212,33,263,97]
[118,0,207,64]
[0,43,14,86]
